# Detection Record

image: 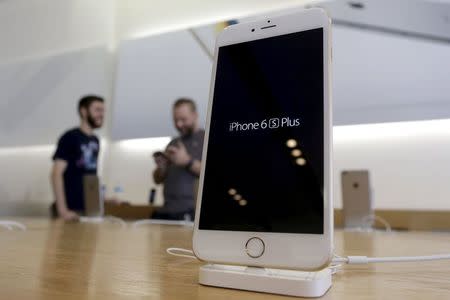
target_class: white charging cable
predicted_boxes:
[79,216,127,228]
[166,248,450,269]
[361,214,392,232]
[167,247,198,259]
[0,220,27,231]
[132,219,194,228]
[79,216,104,223]
[332,253,450,265]
[344,214,392,233]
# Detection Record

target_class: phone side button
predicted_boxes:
[245,237,265,258]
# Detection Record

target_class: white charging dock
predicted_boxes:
[199,264,332,298]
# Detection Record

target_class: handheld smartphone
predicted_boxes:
[149,188,156,204]
[341,170,373,229]
[83,175,103,217]
[152,151,166,158]
[193,8,333,270]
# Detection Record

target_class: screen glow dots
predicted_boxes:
[229,188,246,205]
[291,149,302,157]
[286,139,297,148]
[286,139,306,165]
[228,188,237,196]
[296,158,306,166]
[234,194,242,201]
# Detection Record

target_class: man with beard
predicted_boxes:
[152,98,204,221]
[50,95,105,221]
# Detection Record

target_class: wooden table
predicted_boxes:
[1,218,450,299]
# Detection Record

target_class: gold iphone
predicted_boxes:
[193,8,333,270]
[341,170,373,229]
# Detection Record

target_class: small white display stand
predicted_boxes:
[199,264,332,298]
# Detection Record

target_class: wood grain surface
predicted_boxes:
[1,218,450,299]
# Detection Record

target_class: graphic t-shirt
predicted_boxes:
[53,128,100,211]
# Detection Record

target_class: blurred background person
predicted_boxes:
[50,95,105,221]
[152,98,204,221]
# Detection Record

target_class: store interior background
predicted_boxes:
[0,0,449,216]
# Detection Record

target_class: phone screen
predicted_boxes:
[199,28,324,234]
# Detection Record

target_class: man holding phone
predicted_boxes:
[152,98,204,221]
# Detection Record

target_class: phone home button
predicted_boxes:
[245,237,265,258]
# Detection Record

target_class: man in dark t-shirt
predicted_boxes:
[50,95,105,221]
[153,98,204,220]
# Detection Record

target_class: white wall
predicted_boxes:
[114,0,310,40]
[0,145,55,216]
[102,138,171,205]
[332,26,450,125]
[111,30,212,140]
[0,47,111,147]
[0,0,115,64]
